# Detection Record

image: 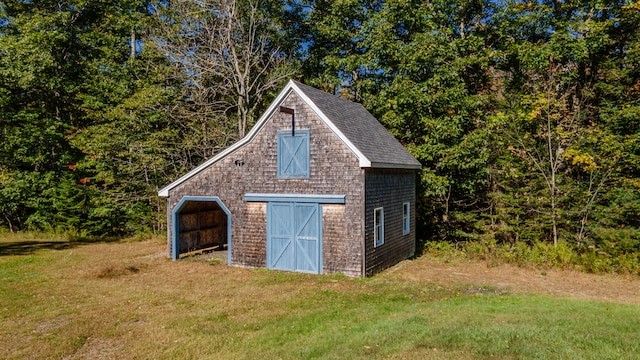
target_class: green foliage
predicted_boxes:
[423,240,467,262]
[0,0,639,267]
[1,1,216,235]
[293,0,499,240]
[425,237,640,275]
[70,47,183,235]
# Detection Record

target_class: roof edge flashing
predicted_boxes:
[368,162,422,170]
[289,81,372,168]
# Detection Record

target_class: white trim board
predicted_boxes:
[158,79,419,197]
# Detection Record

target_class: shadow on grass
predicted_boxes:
[0,237,123,257]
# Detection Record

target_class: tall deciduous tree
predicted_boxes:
[152,0,293,143]
[70,45,182,235]
[0,1,102,232]
[493,61,585,246]
[490,0,640,247]
[304,0,498,240]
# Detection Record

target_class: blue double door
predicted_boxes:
[267,202,322,274]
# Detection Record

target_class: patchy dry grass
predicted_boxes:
[1,234,639,359]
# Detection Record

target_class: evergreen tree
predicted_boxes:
[0,0,166,234]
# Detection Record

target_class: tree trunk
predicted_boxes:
[548,122,558,247]
[130,27,136,60]
[4,214,13,233]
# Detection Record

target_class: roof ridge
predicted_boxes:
[159,80,420,197]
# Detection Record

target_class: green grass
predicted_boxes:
[0,234,639,359]
[213,291,638,359]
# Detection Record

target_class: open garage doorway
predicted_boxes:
[171,196,231,263]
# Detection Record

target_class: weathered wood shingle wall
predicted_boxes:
[364,168,416,276]
[166,91,365,277]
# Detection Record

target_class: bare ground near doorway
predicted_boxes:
[188,249,228,263]
[384,256,640,305]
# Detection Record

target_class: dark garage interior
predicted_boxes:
[177,200,228,257]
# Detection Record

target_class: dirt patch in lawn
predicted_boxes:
[172,245,640,305]
[2,235,639,359]
[385,256,640,305]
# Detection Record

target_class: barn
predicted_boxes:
[158,80,422,277]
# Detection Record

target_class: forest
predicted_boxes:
[1,0,638,269]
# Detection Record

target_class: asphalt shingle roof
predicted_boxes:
[158,80,420,197]
[294,81,421,169]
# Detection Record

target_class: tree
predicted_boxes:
[350,0,497,241]
[0,1,100,232]
[490,0,640,247]
[493,60,584,246]
[0,0,168,234]
[70,45,183,235]
[283,0,376,93]
[152,0,293,142]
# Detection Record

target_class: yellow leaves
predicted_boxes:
[630,79,640,95]
[556,127,575,140]
[332,0,361,7]
[622,1,640,12]
[0,169,10,182]
[526,94,550,122]
[565,149,599,171]
[387,99,397,110]
[528,107,541,121]
[514,2,536,12]
[623,178,640,190]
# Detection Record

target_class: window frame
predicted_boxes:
[374,207,384,247]
[277,130,310,179]
[402,202,410,235]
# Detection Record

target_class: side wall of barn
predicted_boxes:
[166,90,365,277]
[364,169,416,276]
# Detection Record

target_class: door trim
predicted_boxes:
[245,193,345,204]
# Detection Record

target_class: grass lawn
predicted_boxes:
[1,234,639,359]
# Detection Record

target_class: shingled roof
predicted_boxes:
[159,80,421,197]
[293,81,421,169]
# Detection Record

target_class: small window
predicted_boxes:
[374,207,384,247]
[403,202,410,235]
[277,130,310,179]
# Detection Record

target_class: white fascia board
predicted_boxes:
[289,81,372,168]
[158,81,298,197]
[369,162,422,170]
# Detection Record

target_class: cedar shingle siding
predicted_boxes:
[166,91,365,276]
[160,80,420,277]
[364,169,416,276]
